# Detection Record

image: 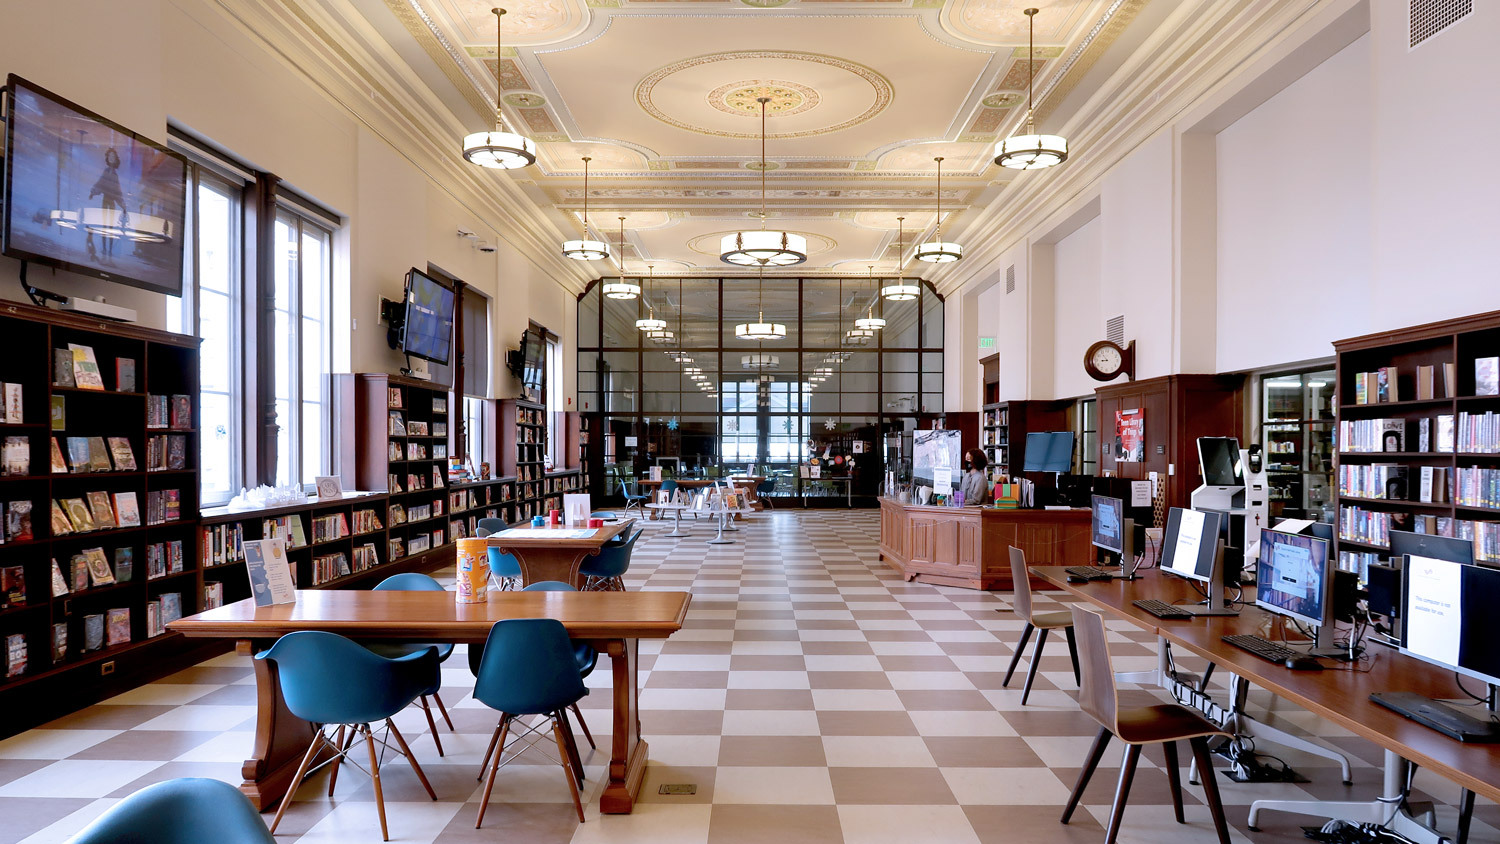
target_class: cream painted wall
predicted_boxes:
[1216,34,1372,372]
[1051,216,1102,400]
[1099,131,1174,380]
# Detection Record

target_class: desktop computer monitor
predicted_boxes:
[1255,529,1332,628]
[1161,507,1222,584]
[1023,431,1075,473]
[1196,506,1246,584]
[1390,530,1474,566]
[1197,437,1243,487]
[1091,494,1134,564]
[1400,555,1500,688]
[1307,522,1334,545]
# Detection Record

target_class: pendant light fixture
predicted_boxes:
[634,264,666,332]
[734,265,787,341]
[462,8,537,169]
[994,8,1069,171]
[562,157,609,260]
[915,157,962,263]
[602,216,641,300]
[855,265,886,331]
[742,353,780,369]
[882,216,920,301]
[721,98,807,267]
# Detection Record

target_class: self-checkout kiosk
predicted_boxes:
[1189,437,1270,567]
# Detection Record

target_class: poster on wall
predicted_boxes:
[1115,409,1145,463]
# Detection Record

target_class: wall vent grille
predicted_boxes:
[1005,265,1016,294]
[1106,315,1125,346]
[1411,0,1471,49]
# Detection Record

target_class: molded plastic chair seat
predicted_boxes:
[66,777,275,844]
[368,572,456,755]
[756,478,776,508]
[579,526,641,591]
[487,548,522,591]
[476,517,507,538]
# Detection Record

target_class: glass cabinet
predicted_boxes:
[1261,368,1336,519]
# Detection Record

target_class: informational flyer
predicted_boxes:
[244,537,296,607]
[1115,409,1144,462]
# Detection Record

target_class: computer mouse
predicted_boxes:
[1067,575,1088,584]
[1284,656,1324,671]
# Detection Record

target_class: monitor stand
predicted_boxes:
[1184,540,1238,616]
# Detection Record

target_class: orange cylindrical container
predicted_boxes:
[455,538,490,604]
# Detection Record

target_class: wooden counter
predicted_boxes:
[877,497,1092,590]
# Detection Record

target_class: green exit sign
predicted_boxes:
[978,337,996,349]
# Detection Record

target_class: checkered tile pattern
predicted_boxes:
[1,510,1494,843]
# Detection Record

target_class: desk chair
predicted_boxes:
[1061,605,1232,844]
[520,581,599,749]
[615,472,650,512]
[757,478,776,509]
[473,618,589,826]
[67,778,275,844]
[369,573,456,755]
[579,525,641,591]
[259,631,439,841]
[1003,546,1080,705]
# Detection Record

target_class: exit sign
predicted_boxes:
[978,337,996,349]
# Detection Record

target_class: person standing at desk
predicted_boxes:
[959,449,991,506]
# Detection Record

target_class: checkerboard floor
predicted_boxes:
[2,510,1495,843]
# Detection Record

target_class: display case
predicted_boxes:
[1261,368,1336,519]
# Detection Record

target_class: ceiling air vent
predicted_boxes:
[1106,315,1125,346]
[1410,0,1471,49]
[1005,265,1016,294]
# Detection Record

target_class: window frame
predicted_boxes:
[270,203,335,491]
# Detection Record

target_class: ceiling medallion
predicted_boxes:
[915,157,963,263]
[722,97,807,268]
[708,80,820,118]
[995,8,1070,171]
[461,9,536,170]
[562,156,609,261]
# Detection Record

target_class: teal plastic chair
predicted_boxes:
[476,517,507,537]
[591,511,617,519]
[66,778,274,844]
[370,573,455,755]
[660,479,678,497]
[472,618,589,826]
[580,526,641,592]
[258,631,439,841]
[520,581,599,749]
[757,478,776,509]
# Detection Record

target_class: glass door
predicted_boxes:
[1262,368,1336,520]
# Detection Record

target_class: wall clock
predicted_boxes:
[1083,339,1135,382]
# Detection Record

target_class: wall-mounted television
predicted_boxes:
[400,268,455,366]
[2,74,187,296]
[521,327,546,396]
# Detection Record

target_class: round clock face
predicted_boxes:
[1091,344,1123,374]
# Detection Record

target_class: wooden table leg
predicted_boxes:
[239,640,325,811]
[598,637,647,814]
[506,547,596,589]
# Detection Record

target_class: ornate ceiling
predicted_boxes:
[364,0,1149,275]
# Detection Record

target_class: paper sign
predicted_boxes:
[1130,480,1152,508]
[852,441,865,454]
[564,493,591,525]
[495,528,599,539]
[810,465,821,479]
[244,537,296,607]
[314,475,342,500]
[625,436,638,447]
[934,467,953,495]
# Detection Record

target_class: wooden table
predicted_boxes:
[168,589,691,815]
[1034,567,1500,841]
[485,521,628,588]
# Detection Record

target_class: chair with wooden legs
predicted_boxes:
[1060,605,1234,844]
[258,631,440,842]
[368,572,456,756]
[1002,546,1080,704]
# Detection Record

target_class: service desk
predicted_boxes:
[877,497,1092,590]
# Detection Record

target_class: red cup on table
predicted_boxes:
[549,509,561,524]
[588,518,604,528]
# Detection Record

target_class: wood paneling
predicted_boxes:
[1095,374,1244,513]
[878,498,1091,590]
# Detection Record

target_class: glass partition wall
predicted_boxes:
[578,276,943,504]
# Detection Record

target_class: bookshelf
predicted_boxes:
[1332,310,1500,576]
[981,403,1009,476]
[0,301,204,731]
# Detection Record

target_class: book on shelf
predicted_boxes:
[87,437,111,472]
[49,438,67,473]
[0,566,24,608]
[388,411,406,436]
[3,383,22,424]
[2,436,29,476]
[113,492,141,527]
[62,497,96,534]
[203,581,224,610]
[83,547,115,586]
[352,543,379,572]
[5,633,25,678]
[160,592,182,625]
[1416,365,1436,400]
[169,395,192,428]
[1457,411,1500,454]
[68,344,105,391]
[146,600,161,638]
[49,396,64,431]
[105,608,131,646]
[50,623,66,664]
[1478,357,1500,397]
[5,501,33,541]
[114,547,133,583]
[1437,414,1456,453]
[108,437,137,471]
[146,395,168,428]
[65,437,90,472]
[50,558,68,597]
[263,515,308,549]
[115,358,136,393]
[86,491,115,528]
[1455,467,1500,509]
[82,614,105,651]
[69,555,89,592]
[387,387,403,409]
[53,349,75,387]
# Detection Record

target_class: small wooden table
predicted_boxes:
[169,589,691,815]
[485,521,628,588]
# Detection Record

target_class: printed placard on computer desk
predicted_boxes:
[244,538,296,607]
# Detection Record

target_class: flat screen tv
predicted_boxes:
[2,74,187,296]
[1022,431,1074,473]
[521,328,546,395]
[401,268,455,366]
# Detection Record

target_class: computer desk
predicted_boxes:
[1034,566,1500,843]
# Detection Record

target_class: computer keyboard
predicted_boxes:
[1370,692,1500,743]
[1065,566,1113,581]
[1132,599,1194,619]
[1221,634,1304,663]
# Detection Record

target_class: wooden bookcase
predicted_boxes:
[1332,310,1500,575]
[0,301,205,733]
[989,400,1072,481]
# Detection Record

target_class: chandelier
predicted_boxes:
[742,353,780,369]
[882,216,919,301]
[734,266,787,341]
[844,328,874,346]
[461,9,536,169]
[854,265,886,331]
[915,157,963,263]
[601,216,641,299]
[647,328,676,345]
[721,98,807,267]
[562,156,608,260]
[634,264,666,332]
[994,8,1069,171]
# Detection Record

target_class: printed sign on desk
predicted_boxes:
[244,538,296,607]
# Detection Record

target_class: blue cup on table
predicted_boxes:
[531,515,546,527]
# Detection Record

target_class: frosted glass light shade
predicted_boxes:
[994,133,1069,171]
[462,130,537,169]
[647,329,675,344]
[720,231,807,266]
[635,316,667,331]
[881,282,919,301]
[915,240,963,263]
[855,316,886,331]
[603,281,641,299]
[735,321,787,341]
[741,353,780,369]
[562,239,610,261]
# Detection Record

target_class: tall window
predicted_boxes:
[546,335,563,469]
[272,207,333,489]
[1076,397,1098,476]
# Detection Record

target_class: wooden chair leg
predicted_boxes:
[552,714,586,823]
[1162,740,1185,824]
[475,717,511,829]
[1003,623,1035,687]
[432,691,455,731]
[385,718,437,800]
[1189,737,1231,844]
[1062,726,1112,824]
[556,708,586,787]
[570,702,596,750]
[1458,788,1477,844]
[270,728,326,834]
[363,724,389,842]
[326,725,348,797]
[1103,744,1142,844]
[477,717,506,781]
[1020,627,1050,706]
[418,695,444,757]
[1063,625,1081,687]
